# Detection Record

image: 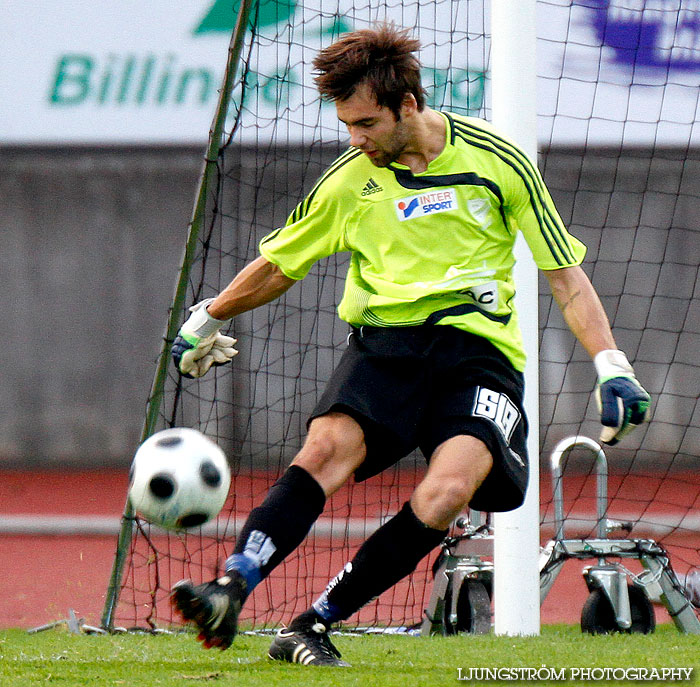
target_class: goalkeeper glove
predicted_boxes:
[594,349,650,446]
[172,299,238,378]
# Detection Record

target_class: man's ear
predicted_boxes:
[400,92,419,119]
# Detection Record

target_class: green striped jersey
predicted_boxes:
[259,112,586,371]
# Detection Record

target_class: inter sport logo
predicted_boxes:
[399,198,420,217]
[395,189,458,221]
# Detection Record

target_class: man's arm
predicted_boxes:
[544,265,650,446]
[207,256,297,320]
[172,257,297,378]
[544,264,615,358]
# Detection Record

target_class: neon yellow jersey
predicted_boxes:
[259,112,586,371]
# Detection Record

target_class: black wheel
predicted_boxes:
[581,584,655,634]
[444,579,492,635]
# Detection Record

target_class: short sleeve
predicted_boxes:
[502,151,587,270]
[259,187,349,280]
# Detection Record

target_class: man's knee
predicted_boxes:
[415,473,481,525]
[411,436,493,529]
[302,412,366,461]
[291,412,366,494]
[431,477,477,512]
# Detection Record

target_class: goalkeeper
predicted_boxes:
[170,24,650,666]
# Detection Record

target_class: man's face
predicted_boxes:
[335,84,411,167]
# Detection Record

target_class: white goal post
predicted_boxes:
[491,0,541,636]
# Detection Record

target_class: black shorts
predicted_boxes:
[310,325,528,513]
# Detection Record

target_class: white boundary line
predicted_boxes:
[1,513,699,538]
[0,515,387,538]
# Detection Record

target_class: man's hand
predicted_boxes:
[172,299,238,378]
[594,350,650,446]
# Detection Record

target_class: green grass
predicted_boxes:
[0,625,698,686]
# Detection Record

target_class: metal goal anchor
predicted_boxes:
[422,435,699,635]
[539,435,699,634]
[421,510,493,636]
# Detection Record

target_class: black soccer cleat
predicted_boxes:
[268,620,350,667]
[170,573,246,650]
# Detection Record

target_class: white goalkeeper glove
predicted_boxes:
[594,349,651,446]
[171,298,238,378]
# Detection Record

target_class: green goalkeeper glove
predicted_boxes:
[172,299,238,378]
[594,349,651,446]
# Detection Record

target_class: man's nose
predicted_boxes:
[348,128,367,148]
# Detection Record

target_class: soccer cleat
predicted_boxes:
[268,621,350,667]
[170,573,246,650]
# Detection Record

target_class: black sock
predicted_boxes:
[309,501,447,624]
[225,465,325,592]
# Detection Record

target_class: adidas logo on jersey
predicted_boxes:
[361,178,383,196]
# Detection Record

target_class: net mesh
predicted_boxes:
[114,0,489,631]
[111,0,699,631]
[537,0,700,613]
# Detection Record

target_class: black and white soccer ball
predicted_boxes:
[128,427,231,531]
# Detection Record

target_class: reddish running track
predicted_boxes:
[1,469,688,631]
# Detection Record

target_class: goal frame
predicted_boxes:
[100,0,542,636]
[491,0,541,637]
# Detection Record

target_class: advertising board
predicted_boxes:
[2,1,698,145]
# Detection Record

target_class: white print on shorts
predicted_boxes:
[471,386,520,443]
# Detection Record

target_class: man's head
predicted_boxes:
[313,24,427,167]
[312,23,426,119]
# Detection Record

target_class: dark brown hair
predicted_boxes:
[312,23,426,118]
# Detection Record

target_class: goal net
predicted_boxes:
[105,0,699,632]
[537,0,700,619]
[108,0,489,632]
